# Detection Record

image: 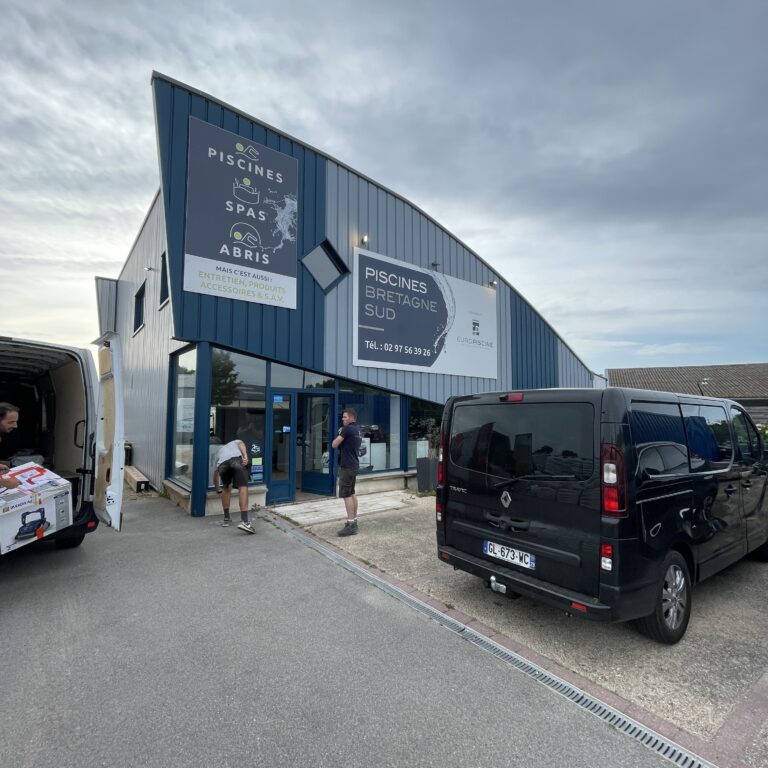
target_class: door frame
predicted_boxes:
[266,391,297,505]
[298,391,336,496]
[266,388,338,505]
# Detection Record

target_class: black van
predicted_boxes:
[435,388,768,644]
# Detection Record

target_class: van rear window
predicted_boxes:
[449,403,594,480]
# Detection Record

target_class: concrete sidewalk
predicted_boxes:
[267,489,768,768]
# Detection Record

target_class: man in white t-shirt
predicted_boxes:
[212,439,255,534]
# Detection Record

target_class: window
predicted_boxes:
[449,403,595,480]
[338,380,401,471]
[630,402,686,445]
[270,362,335,390]
[159,252,169,305]
[637,443,690,476]
[133,282,146,333]
[209,348,267,486]
[630,402,689,476]
[407,397,443,466]
[171,348,197,488]
[681,404,732,472]
[270,361,304,389]
[731,409,761,464]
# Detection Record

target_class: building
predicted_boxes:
[606,363,768,424]
[96,72,595,515]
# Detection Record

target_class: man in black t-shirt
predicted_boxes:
[332,407,362,536]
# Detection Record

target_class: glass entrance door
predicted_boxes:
[267,392,295,504]
[299,393,334,495]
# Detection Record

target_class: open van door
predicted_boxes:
[93,335,124,531]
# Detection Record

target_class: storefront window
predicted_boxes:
[209,348,267,486]
[304,371,336,389]
[338,380,401,471]
[270,361,304,389]
[271,361,335,390]
[407,397,443,467]
[171,348,197,488]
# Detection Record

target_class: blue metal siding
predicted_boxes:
[324,159,590,400]
[558,339,594,387]
[152,77,326,372]
[325,161,512,404]
[149,74,593,411]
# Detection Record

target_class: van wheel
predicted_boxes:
[635,551,691,644]
[55,532,86,549]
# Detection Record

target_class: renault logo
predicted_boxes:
[500,490,512,508]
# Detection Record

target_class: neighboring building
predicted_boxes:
[96,72,595,515]
[606,363,768,424]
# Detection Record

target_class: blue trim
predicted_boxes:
[190,342,213,517]
[265,390,297,505]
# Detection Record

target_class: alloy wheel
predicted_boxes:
[661,564,688,631]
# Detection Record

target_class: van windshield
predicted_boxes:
[449,402,595,481]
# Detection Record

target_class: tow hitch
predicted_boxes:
[489,575,506,595]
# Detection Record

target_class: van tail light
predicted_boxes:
[600,543,614,571]
[437,432,448,486]
[436,498,444,523]
[601,443,627,518]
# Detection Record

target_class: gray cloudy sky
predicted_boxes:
[1,0,765,374]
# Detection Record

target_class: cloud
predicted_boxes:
[0,0,765,374]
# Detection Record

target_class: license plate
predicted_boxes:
[483,540,536,570]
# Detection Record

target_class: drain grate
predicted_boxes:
[261,511,715,768]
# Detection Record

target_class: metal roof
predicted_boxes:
[606,363,768,399]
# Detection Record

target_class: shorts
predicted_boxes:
[338,467,358,498]
[218,458,249,489]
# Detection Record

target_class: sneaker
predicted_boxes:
[237,521,256,534]
[221,518,231,527]
[337,520,358,537]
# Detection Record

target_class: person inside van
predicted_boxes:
[0,403,21,490]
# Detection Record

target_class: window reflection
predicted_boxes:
[408,397,443,467]
[681,404,732,471]
[171,348,197,488]
[339,380,401,471]
[449,403,594,480]
[209,348,266,486]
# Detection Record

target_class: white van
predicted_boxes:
[0,335,124,551]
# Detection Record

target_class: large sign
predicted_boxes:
[183,117,299,308]
[353,249,498,379]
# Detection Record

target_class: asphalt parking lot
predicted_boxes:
[275,489,768,768]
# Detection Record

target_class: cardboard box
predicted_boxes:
[0,463,73,554]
